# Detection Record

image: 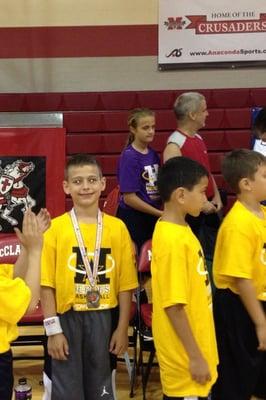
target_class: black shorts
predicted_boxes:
[212,289,266,400]
[0,349,13,400]
[51,308,118,400]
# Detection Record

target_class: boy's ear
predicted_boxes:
[239,177,251,192]
[101,177,106,192]
[63,180,70,195]
[172,187,186,204]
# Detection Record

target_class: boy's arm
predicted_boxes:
[13,246,28,279]
[23,245,42,314]
[41,285,69,360]
[41,286,57,318]
[165,304,211,385]
[235,278,266,350]
[109,290,132,355]
[14,208,51,279]
[14,209,43,314]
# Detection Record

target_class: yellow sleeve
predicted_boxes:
[0,264,14,279]
[118,223,138,292]
[153,240,188,309]
[41,227,57,288]
[214,228,253,279]
[0,275,31,325]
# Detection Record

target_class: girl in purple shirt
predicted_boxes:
[117,108,162,252]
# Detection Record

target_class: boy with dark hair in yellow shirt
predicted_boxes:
[152,156,218,400]
[212,149,266,400]
[0,208,50,400]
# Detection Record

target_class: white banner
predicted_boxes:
[159,0,266,69]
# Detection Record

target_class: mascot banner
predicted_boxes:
[159,0,266,69]
[0,127,65,233]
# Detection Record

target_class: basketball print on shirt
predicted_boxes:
[142,163,160,201]
[198,249,212,307]
[68,246,114,311]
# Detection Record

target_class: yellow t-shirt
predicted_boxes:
[151,220,218,397]
[0,264,31,353]
[213,200,266,300]
[41,212,138,314]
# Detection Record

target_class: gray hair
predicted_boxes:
[173,92,205,121]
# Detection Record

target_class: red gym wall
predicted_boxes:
[0,88,263,212]
[0,0,265,92]
[0,2,265,211]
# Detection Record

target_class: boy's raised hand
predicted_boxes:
[37,208,51,233]
[14,208,43,250]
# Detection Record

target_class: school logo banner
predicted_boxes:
[159,0,266,69]
[0,127,65,233]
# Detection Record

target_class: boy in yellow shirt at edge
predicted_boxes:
[41,154,138,400]
[0,208,50,400]
[151,156,218,400]
[212,149,266,400]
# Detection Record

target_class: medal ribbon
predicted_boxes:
[70,208,103,288]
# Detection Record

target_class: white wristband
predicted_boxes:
[43,316,63,336]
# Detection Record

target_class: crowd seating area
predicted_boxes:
[0,88,264,211]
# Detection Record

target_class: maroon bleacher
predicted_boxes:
[209,89,251,108]
[0,88,264,212]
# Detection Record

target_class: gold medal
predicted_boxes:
[86,288,100,308]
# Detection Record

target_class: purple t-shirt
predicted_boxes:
[117,145,161,210]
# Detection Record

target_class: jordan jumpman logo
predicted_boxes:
[101,386,110,397]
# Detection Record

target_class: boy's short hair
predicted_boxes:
[65,154,102,180]
[253,107,266,137]
[222,149,266,194]
[158,156,208,202]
